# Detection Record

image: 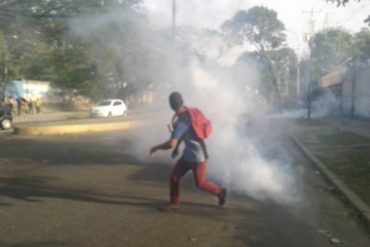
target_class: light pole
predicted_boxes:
[285,30,301,101]
[2,59,8,102]
[350,58,359,119]
[172,0,176,44]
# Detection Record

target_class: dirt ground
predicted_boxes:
[0,119,370,246]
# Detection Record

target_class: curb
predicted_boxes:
[291,136,370,231]
[13,120,148,136]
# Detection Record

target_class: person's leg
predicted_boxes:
[192,161,223,195]
[169,159,191,206]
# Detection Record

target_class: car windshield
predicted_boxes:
[96,100,111,106]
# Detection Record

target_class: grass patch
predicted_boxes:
[296,119,326,126]
[317,147,370,206]
[317,131,370,145]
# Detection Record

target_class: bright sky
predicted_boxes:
[139,0,370,57]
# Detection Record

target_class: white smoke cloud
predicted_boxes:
[185,62,300,204]
[68,5,302,205]
[268,88,340,119]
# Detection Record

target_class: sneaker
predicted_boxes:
[218,188,227,207]
[158,203,180,211]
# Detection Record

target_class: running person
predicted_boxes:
[150,92,226,210]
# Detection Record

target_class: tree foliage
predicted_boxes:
[326,0,361,5]
[237,48,297,100]
[222,6,286,51]
[326,0,370,25]
[69,10,164,98]
[0,31,9,76]
[0,0,140,100]
[310,28,353,81]
[222,6,294,102]
[353,28,370,62]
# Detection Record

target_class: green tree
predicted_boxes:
[310,28,353,81]
[0,31,9,79]
[0,0,140,99]
[70,10,175,100]
[237,47,298,101]
[222,6,290,102]
[353,28,370,63]
[222,6,286,51]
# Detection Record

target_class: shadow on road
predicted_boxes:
[0,136,143,166]
[0,240,69,247]
[0,173,161,208]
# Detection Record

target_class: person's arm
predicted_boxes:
[150,138,178,156]
[150,115,188,156]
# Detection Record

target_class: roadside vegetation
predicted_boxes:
[318,147,370,206]
[299,128,370,206]
[0,1,369,107]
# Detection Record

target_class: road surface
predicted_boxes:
[0,117,369,246]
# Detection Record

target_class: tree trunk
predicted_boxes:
[261,53,281,103]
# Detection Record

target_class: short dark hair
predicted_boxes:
[169,92,183,111]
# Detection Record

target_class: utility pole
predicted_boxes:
[302,8,322,37]
[302,8,322,119]
[2,59,7,102]
[286,30,301,101]
[350,59,359,118]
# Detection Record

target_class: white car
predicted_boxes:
[90,99,128,117]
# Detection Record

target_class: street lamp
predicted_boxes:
[172,0,176,44]
[285,29,301,101]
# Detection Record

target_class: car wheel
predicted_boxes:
[1,118,12,130]
[108,112,112,117]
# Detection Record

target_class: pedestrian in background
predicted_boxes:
[35,98,42,114]
[7,96,14,112]
[28,96,34,114]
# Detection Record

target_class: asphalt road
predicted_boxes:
[0,117,370,246]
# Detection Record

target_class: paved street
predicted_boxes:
[0,115,370,246]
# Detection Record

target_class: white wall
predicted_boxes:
[341,65,370,118]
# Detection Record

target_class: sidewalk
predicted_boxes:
[10,111,370,230]
[13,111,89,125]
[291,116,370,231]
[11,110,166,135]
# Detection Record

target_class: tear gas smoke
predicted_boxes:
[268,88,340,119]
[69,6,301,205]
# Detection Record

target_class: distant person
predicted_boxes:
[16,97,22,115]
[27,96,34,114]
[7,96,14,111]
[21,98,28,115]
[150,92,226,210]
[35,98,42,114]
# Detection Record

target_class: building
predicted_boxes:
[321,65,370,119]
[341,64,370,119]
[2,80,50,100]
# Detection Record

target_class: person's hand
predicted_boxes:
[150,146,158,157]
[171,148,178,159]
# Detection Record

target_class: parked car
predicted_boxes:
[0,104,13,130]
[90,99,128,117]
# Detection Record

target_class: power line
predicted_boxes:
[335,3,368,27]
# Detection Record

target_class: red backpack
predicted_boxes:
[186,107,212,140]
[172,107,212,159]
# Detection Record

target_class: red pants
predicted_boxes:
[170,158,222,206]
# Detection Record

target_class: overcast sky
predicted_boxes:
[139,0,370,56]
